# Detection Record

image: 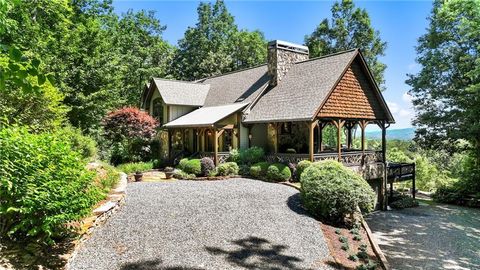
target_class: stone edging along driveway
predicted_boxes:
[67,178,336,270]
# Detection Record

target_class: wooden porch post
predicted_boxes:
[272,123,279,153]
[359,120,368,164]
[167,129,172,161]
[318,122,327,152]
[377,120,389,210]
[346,123,353,149]
[213,128,218,165]
[309,121,316,161]
[333,119,345,162]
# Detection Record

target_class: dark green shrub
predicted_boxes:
[348,254,358,262]
[341,243,349,251]
[249,162,270,179]
[116,161,153,174]
[296,160,312,181]
[152,159,165,169]
[353,235,362,241]
[229,147,265,165]
[217,162,239,176]
[357,250,368,259]
[173,169,196,180]
[300,160,376,223]
[200,157,215,176]
[359,243,368,252]
[238,164,250,176]
[335,229,342,235]
[177,158,189,171]
[184,159,201,176]
[57,126,97,160]
[266,163,291,182]
[339,236,348,243]
[390,197,419,209]
[0,127,102,244]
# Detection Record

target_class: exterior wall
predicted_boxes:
[168,105,195,122]
[239,124,249,149]
[250,123,268,149]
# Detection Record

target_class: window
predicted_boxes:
[152,98,164,124]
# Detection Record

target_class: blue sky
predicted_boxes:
[112,0,433,130]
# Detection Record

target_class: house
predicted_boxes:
[141,40,395,207]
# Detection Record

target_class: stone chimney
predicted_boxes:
[267,40,309,86]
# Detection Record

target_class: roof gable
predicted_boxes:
[244,50,358,123]
[317,59,388,120]
[150,79,210,107]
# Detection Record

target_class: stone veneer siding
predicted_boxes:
[267,48,309,86]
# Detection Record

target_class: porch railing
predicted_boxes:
[266,150,383,166]
[199,151,230,164]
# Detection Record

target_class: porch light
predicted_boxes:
[207,130,212,136]
[248,134,252,140]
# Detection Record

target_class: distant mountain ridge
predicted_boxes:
[365,127,415,141]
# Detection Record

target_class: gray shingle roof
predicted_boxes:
[198,65,270,107]
[244,50,358,123]
[164,103,248,128]
[153,78,210,106]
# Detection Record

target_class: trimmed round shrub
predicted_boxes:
[200,157,215,176]
[0,127,101,243]
[300,160,375,223]
[217,162,239,176]
[266,163,291,182]
[296,160,312,181]
[184,159,201,176]
[249,162,270,179]
[177,158,189,171]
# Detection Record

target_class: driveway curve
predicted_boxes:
[68,178,333,270]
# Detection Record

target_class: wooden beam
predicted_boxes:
[272,123,279,153]
[333,119,345,162]
[214,129,219,166]
[309,121,316,161]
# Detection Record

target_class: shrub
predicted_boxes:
[249,162,270,179]
[238,164,250,176]
[178,158,189,171]
[348,254,359,262]
[184,159,201,176]
[390,197,419,209]
[200,157,215,176]
[266,163,291,182]
[339,236,348,243]
[300,160,376,223]
[229,147,265,165]
[341,243,350,251]
[173,169,196,180]
[217,162,239,176]
[57,126,97,160]
[296,160,312,181]
[116,161,153,174]
[0,127,102,243]
[102,107,159,164]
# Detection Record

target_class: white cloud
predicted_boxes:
[386,101,399,114]
[399,109,413,117]
[402,92,413,103]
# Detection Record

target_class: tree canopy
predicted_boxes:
[407,0,480,165]
[305,0,387,89]
[173,0,267,80]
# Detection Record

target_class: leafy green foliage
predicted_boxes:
[56,126,97,160]
[296,160,312,181]
[407,0,480,189]
[348,254,359,262]
[116,161,153,174]
[249,162,270,179]
[229,146,265,165]
[184,159,202,176]
[0,126,102,243]
[300,161,375,223]
[173,0,266,80]
[339,236,348,243]
[266,163,291,182]
[390,197,419,209]
[216,162,239,176]
[173,169,196,180]
[178,158,189,172]
[305,0,387,89]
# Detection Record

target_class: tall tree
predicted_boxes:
[305,0,387,88]
[174,0,266,80]
[407,0,480,166]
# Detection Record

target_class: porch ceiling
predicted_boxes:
[163,103,247,128]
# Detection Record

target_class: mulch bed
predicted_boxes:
[321,223,380,270]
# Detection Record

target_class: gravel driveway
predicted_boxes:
[68,178,333,270]
[365,202,480,270]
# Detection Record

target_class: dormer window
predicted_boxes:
[152,97,164,124]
